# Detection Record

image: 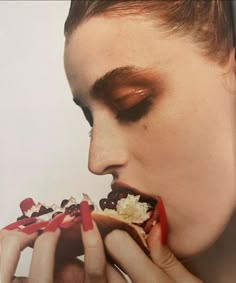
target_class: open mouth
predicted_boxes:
[100,187,157,210]
[99,186,160,234]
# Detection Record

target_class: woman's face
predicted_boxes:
[64,16,236,257]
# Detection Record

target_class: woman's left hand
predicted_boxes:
[57,222,204,283]
[103,224,204,283]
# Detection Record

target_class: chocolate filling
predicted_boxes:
[100,188,157,211]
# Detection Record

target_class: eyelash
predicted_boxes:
[116,96,153,122]
[83,96,153,137]
[82,107,93,127]
[88,128,93,138]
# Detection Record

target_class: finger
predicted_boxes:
[0,229,13,240]
[104,230,171,283]
[29,230,60,282]
[28,214,65,282]
[80,199,108,283]
[3,218,37,231]
[0,231,37,283]
[147,224,203,283]
[81,220,107,283]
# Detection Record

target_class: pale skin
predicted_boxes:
[1,14,236,282]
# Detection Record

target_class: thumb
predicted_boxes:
[147,224,203,283]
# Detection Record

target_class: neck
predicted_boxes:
[182,210,236,283]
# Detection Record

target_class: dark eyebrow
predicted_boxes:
[73,65,159,106]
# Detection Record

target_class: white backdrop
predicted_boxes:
[0,1,111,275]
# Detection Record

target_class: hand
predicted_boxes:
[0,206,128,283]
[0,219,62,283]
[55,220,128,283]
[55,200,128,283]
[0,203,203,283]
[57,200,203,283]
[104,224,204,283]
[56,221,204,283]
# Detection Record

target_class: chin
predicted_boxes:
[168,235,209,259]
[168,212,234,259]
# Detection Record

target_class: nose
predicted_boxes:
[88,113,128,176]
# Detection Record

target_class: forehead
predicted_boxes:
[64,16,196,102]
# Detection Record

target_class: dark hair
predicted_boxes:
[64,0,234,65]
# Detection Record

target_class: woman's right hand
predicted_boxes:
[0,227,38,283]
[0,220,128,283]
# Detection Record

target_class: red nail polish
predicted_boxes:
[44,213,65,232]
[157,196,168,245]
[21,221,49,234]
[80,200,93,231]
[20,198,35,214]
[3,217,37,230]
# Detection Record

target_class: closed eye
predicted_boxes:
[80,92,153,133]
[116,96,153,122]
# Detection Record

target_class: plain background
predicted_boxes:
[0,1,111,275]
[1,0,236,278]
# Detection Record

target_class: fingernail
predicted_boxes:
[157,196,168,245]
[20,198,35,214]
[80,200,93,231]
[21,221,49,234]
[44,213,65,232]
[3,217,37,230]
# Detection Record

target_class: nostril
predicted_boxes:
[102,165,121,175]
[88,156,121,176]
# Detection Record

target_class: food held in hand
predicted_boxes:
[7,189,164,258]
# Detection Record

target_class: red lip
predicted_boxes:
[111,181,137,191]
[111,181,157,200]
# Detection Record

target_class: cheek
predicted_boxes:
[129,108,236,256]
[131,91,235,200]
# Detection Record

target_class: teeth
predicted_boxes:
[112,187,157,208]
